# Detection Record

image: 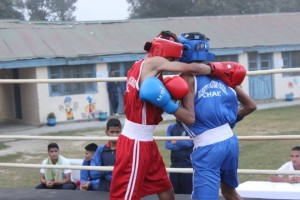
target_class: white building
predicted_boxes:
[0,13,299,125]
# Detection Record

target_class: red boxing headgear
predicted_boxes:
[144,31,183,59]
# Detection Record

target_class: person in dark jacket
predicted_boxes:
[165,121,193,194]
[107,70,120,116]
[90,117,122,191]
[78,143,98,190]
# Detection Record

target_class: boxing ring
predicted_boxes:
[1,68,300,200]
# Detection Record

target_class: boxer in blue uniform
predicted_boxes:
[175,32,257,200]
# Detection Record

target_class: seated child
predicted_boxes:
[36,143,75,190]
[78,143,98,190]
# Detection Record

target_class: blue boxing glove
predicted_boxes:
[139,76,179,114]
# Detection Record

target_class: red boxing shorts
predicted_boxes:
[110,134,172,200]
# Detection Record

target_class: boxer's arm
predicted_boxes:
[173,75,195,125]
[140,56,212,84]
[236,86,257,118]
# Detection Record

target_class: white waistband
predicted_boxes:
[193,123,233,148]
[121,119,156,141]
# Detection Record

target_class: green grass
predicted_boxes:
[1,105,300,188]
[0,142,8,150]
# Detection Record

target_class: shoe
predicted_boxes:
[115,113,119,117]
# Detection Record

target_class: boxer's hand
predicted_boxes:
[163,76,189,100]
[209,62,246,88]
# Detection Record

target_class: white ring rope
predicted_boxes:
[0,163,300,175]
[1,135,300,141]
[0,68,300,84]
[1,68,300,178]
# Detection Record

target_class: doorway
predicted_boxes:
[248,52,274,100]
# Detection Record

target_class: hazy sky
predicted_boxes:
[75,0,130,21]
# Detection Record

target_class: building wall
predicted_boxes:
[239,52,300,101]
[273,52,300,100]
[239,53,250,94]
[2,50,300,125]
[0,70,15,120]
[36,64,110,124]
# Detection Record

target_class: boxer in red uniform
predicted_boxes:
[110,31,245,200]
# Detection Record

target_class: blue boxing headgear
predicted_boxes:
[178,32,215,63]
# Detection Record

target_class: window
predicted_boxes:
[109,62,134,77]
[247,52,272,71]
[48,65,97,96]
[214,55,238,62]
[248,52,257,71]
[282,51,300,76]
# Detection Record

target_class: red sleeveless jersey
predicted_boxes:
[124,59,163,125]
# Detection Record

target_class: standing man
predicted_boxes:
[176,32,257,200]
[110,30,241,200]
[35,143,75,190]
[165,121,193,194]
[107,70,120,116]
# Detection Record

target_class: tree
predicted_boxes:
[47,0,77,21]
[0,0,25,20]
[25,0,77,21]
[127,0,195,19]
[25,0,50,21]
[127,0,300,19]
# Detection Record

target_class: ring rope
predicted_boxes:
[0,68,300,84]
[1,163,300,175]
[1,67,300,178]
[1,135,300,141]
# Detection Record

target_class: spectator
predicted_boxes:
[107,70,120,116]
[269,146,300,183]
[89,117,122,191]
[78,143,98,190]
[165,121,193,194]
[35,143,75,190]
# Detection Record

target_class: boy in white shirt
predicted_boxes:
[269,146,300,183]
[35,143,75,189]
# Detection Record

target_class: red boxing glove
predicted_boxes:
[163,76,189,100]
[209,62,246,88]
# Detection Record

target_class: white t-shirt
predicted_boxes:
[278,161,300,178]
[40,155,74,181]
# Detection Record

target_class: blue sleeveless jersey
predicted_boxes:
[184,76,238,137]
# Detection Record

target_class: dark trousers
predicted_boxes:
[109,95,119,114]
[35,182,75,190]
[97,179,111,192]
[169,172,193,194]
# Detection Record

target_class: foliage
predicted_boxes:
[127,0,300,19]
[0,0,25,20]
[25,0,77,21]
[47,112,56,119]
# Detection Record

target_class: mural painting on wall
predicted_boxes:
[288,78,298,94]
[84,96,96,119]
[59,97,78,120]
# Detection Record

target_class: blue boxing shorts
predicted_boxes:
[191,135,239,200]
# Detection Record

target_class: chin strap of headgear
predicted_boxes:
[144,31,183,59]
[178,32,215,63]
